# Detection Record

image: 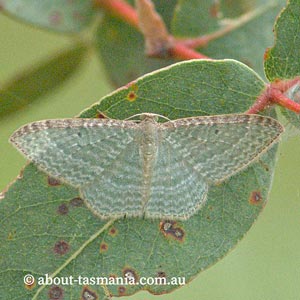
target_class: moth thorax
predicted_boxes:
[140,120,159,157]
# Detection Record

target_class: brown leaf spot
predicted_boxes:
[100,242,108,253]
[49,11,63,26]
[126,91,137,102]
[157,271,166,278]
[264,48,271,61]
[57,204,69,215]
[81,286,98,300]
[123,267,139,282]
[159,220,185,242]
[161,220,176,232]
[95,111,107,119]
[53,240,70,255]
[108,227,118,237]
[249,191,263,205]
[174,228,184,240]
[48,176,61,186]
[70,197,84,207]
[7,230,16,240]
[48,286,64,300]
[118,286,126,296]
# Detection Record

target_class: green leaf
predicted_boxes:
[1,0,95,32]
[95,0,178,87]
[220,0,257,18]
[81,59,266,119]
[1,60,280,298]
[172,0,221,36]
[0,164,109,300]
[264,0,300,81]
[172,0,285,78]
[0,43,88,119]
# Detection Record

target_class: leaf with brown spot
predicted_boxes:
[249,191,263,205]
[47,176,62,186]
[57,203,69,215]
[70,197,84,207]
[81,286,98,300]
[100,242,108,253]
[108,227,118,237]
[48,286,64,300]
[126,91,138,102]
[0,60,281,298]
[53,240,70,256]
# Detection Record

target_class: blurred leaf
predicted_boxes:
[264,0,300,81]
[95,0,177,87]
[172,0,285,78]
[1,0,95,32]
[172,0,266,36]
[0,43,88,119]
[220,0,257,18]
[172,0,221,36]
[95,16,174,87]
[1,60,281,298]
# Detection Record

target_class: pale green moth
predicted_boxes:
[10,113,283,220]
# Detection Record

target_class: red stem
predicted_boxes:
[246,90,270,114]
[269,88,300,113]
[271,77,300,92]
[94,0,209,61]
[94,0,139,28]
[170,43,210,60]
[247,83,300,114]
[95,1,300,115]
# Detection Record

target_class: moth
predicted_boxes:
[10,113,283,219]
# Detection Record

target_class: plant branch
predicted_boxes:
[94,0,139,28]
[247,79,300,114]
[270,88,300,113]
[171,43,210,59]
[246,89,270,114]
[94,1,300,115]
[94,0,208,60]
